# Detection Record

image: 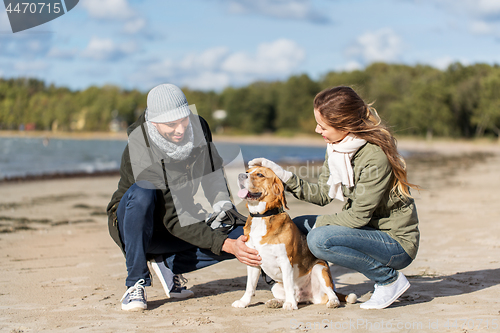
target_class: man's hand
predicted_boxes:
[222,235,261,267]
[210,200,234,228]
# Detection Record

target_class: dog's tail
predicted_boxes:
[335,292,358,304]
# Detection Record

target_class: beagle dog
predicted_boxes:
[232,166,357,310]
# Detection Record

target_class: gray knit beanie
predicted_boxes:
[147,83,191,123]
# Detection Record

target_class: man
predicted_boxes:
[107,83,260,311]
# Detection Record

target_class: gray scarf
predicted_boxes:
[145,110,194,161]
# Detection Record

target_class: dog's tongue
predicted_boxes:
[237,188,249,199]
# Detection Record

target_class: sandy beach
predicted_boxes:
[1,138,499,333]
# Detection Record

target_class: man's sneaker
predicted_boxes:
[170,274,194,299]
[149,256,194,299]
[149,256,174,297]
[360,272,410,309]
[120,279,147,311]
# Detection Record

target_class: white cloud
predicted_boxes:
[222,39,305,75]
[0,10,55,58]
[345,28,402,65]
[47,47,78,59]
[133,39,306,91]
[0,32,53,58]
[431,55,455,70]
[81,0,147,34]
[14,60,49,73]
[424,0,500,18]
[470,20,496,34]
[462,0,500,36]
[81,37,137,61]
[123,17,146,34]
[182,72,231,91]
[24,39,47,53]
[226,0,330,23]
[180,47,230,71]
[120,40,139,54]
[81,0,135,20]
[430,56,470,70]
[466,0,500,19]
[420,0,500,35]
[338,60,363,72]
[0,11,11,31]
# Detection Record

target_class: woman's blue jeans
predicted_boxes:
[117,183,242,287]
[293,215,412,286]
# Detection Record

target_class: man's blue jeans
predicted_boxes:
[293,215,412,286]
[117,183,242,287]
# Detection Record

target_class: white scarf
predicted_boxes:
[145,109,194,161]
[326,134,367,201]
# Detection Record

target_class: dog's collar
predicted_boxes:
[249,207,284,218]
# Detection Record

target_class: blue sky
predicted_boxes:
[1,0,500,92]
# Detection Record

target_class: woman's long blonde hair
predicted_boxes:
[313,86,419,198]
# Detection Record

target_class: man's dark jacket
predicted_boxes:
[106,111,230,256]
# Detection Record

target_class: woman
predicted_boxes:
[249,86,419,309]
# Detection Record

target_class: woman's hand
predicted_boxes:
[248,158,292,182]
[222,236,261,267]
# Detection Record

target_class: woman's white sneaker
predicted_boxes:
[360,272,410,309]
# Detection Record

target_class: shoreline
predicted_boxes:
[0,170,121,184]
[2,129,500,148]
[0,130,327,146]
[2,135,499,184]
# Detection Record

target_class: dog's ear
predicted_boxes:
[281,184,288,210]
[282,188,288,210]
[271,176,288,210]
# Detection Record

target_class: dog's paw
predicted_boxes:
[282,301,298,310]
[265,298,284,308]
[326,298,340,308]
[232,300,248,308]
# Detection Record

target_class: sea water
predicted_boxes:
[0,136,328,180]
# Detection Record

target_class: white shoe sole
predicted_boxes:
[170,290,194,299]
[121,302,147,311]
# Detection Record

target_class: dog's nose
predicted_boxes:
[238,173,248,181]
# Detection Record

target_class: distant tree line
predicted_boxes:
[1,62,500,139]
